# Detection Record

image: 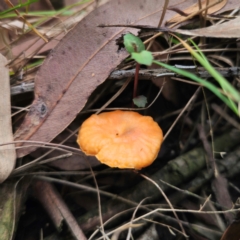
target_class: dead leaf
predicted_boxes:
[33,180,87,239]
[0,179,29,240]
[220,213,240,240]
[0,54,16,183]
[167,0,227,24]
[171,16,240,38]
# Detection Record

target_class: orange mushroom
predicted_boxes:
[77,110,163,169]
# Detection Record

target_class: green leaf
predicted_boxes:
[133,95,148,107]
[123,33,145,53]
[131,50,153,66]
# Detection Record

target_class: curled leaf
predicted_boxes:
[131,50,153,66]
[123,33,145,53]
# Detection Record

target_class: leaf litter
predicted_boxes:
[1,0,240,239]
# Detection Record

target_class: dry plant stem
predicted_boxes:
[7,37,46,72]
[37,153,73,165]
[168,0,223,29]
[211,103,240,130]
[89,206,168,240]
[4,0,48,42]
[160,180,218,209]
[146,0,169,50]
[110,67,240,79]
[96,77,131,114]
[211,175,234,223]
[33,180,87,240]
[81,82,164,113]
[164,87,201,141]
[10,140,82,176]
[110,223,143,240]
[199,194,212,211]
[201,87,215,170]
[139,173,187,238]
[126,198,148,240]
[143,0,216,46]
[92,208,238,240]
[143,218,185,237]
[87,164,106,239]
[11,67,240,96]
[198,124,217,176]
[19,129,79,171]
[11,105,31,117]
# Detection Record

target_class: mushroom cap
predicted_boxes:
[77,110,163,169]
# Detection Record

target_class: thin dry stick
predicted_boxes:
[143,218,187,236]
[163,87,201,141]
[4,0,48,42]
[201,88,217,176]
[139,173,188,238]
[159,179,225,210]
[110,223,142,240]
[199,194,212,211]
[212,103,240,130]
[11,105,31,117]
[169,0,224,29]
[146,0,169,50]
[87,163,106,240]
[126,198,149,240]
[37,153,73,165]
[95,206,239,240]
[96,77,131,114]
[83,81,165,113]
[11,140,82,175]
[89,208,139,240]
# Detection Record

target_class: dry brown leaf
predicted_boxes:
[33,180,87,239]
[0,54,16,183]
[172,16,240,38]
[168,0,227,24]
[220,212,240,240]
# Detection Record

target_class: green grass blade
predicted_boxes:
[0,0,38,16]
[173,35,240,103]
[153,60,239,115]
